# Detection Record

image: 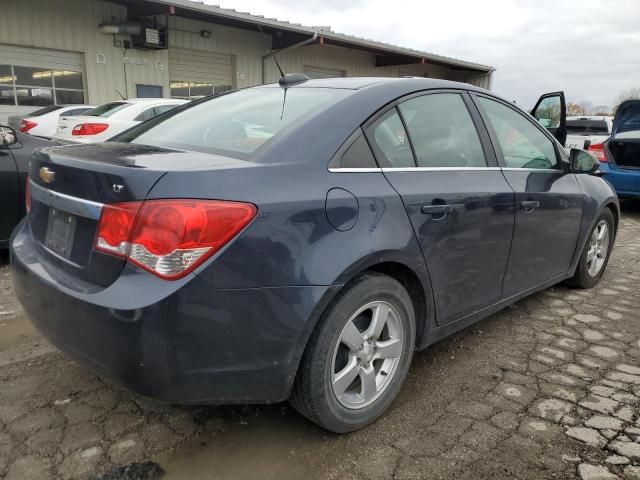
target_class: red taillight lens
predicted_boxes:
[588,143,608,163]
[20,120,38,133]
[72,123,109,136]
[95,199,257,279]
[95,202,142,256]
[25,177,31,214]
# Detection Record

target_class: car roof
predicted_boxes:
[261,76,483,92]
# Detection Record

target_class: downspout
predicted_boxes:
[261,31,318,84]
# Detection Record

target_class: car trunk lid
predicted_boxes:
[55,115,87,140]
[28,142,252,287]
[27,143,165,287]
[609,101,640,169]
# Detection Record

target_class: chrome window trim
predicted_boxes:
[381,167,501,172]
[328,167,383,173]
[328,166,564,173]
[500,168,563,173]
[29,179,104,220]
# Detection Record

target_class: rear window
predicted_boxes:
[115,87,348,157]
[617,118,640,134]
[84,102,130,117]
[566,119,609,135]
[28,105,64,117]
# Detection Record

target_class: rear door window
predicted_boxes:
[368,109,414,168]
[154,104,179,116]
[398,93,487,168]
[134,107,158,122]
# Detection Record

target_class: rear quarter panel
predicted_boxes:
[147,162,428,290]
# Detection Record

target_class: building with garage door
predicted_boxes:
[0,0,494,124]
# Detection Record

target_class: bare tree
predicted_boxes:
[567,102,587,116]
[614,87,640,113]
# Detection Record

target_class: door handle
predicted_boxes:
[421,204,454,215]
[520,200,540,212]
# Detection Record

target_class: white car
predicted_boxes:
[8,105,94,139]
[565,115,613,150]
[53,98,187,143]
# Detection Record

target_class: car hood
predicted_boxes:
[612,100,640,140]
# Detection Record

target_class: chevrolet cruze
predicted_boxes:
[10,77,619,432]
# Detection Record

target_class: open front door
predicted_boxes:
[531,91,567,147]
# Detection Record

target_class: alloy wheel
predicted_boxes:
[586,220,610,277]
[330,301,404,409]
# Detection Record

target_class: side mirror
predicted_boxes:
[570,148,599,174]
[0,126,17,147]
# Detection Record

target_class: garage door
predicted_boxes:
[169,47,234,99]
[0,45,85,124]
[303,66,346,79]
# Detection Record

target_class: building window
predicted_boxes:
[170,81,232,100]
[136,84,163,98]
[0,65,85,106]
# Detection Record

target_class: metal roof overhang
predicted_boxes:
[115,0,494,73]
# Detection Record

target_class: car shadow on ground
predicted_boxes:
[620,198,640,215]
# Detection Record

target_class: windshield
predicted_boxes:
[84,102,130,117]
[115,87,349,157]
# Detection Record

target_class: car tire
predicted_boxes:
[568,208,615,289]
[290,272,416,433]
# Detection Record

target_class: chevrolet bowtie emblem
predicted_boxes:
[39,167,56,184]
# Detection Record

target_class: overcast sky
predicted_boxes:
[211,0,640,109]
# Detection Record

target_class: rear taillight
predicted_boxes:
[20,120,38,133]
[72,123,109,136]
[25,177,31,214]
[588,143,608,163]
[95,199,257,279]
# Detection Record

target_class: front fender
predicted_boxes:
[570,174,620,275]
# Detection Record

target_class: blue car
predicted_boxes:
[9,77,619,432]
[589,100,640,197]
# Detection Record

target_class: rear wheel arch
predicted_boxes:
[365,262,430,346]
[287,259,433,398]
[289,270,418,431]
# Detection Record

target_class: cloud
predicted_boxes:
[210,0,640,107]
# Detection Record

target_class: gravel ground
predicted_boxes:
[1,202,640,480]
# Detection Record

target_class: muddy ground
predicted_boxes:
[1,202,640,480]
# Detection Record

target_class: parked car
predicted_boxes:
[588,101,640,198]
[53,98,187,143]
[8,105,94,139]
[565,115,613,150]
[0,126,56,248]
[10,77,619,433]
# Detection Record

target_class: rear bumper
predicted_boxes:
[10,220,333,404]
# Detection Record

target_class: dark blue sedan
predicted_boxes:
[10,77,619,432]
